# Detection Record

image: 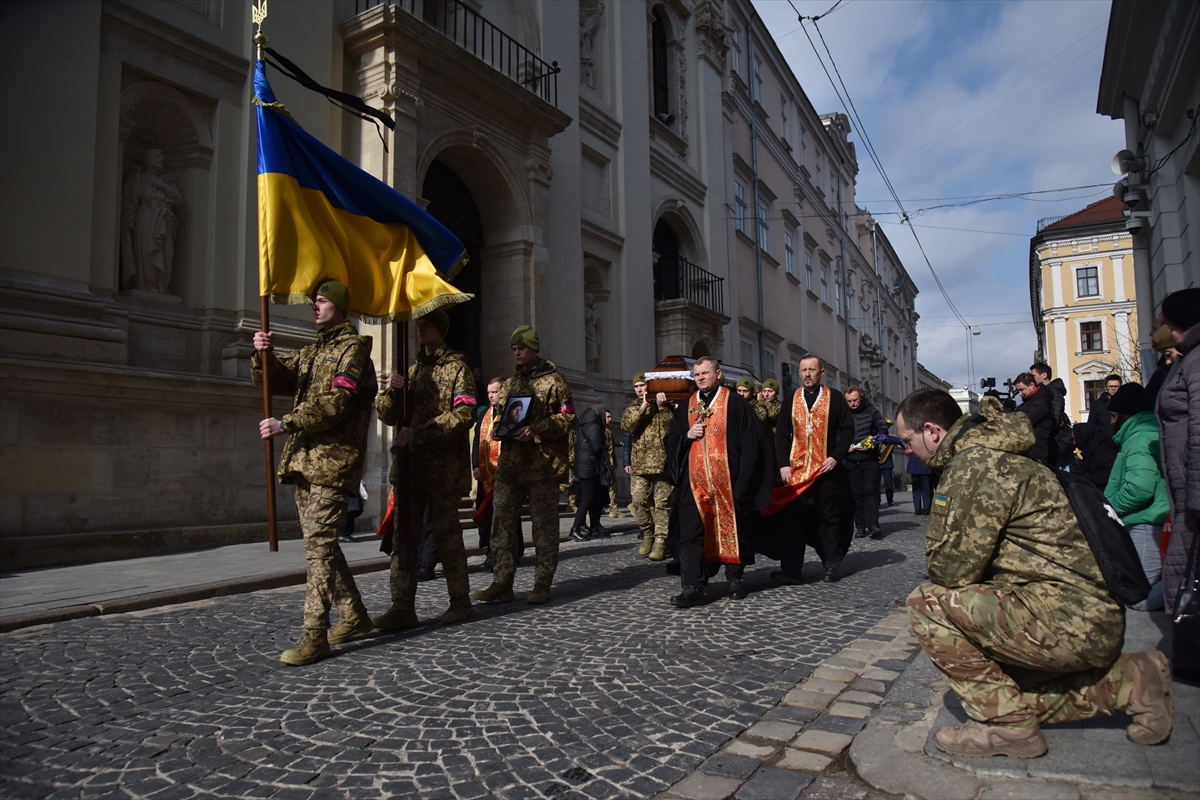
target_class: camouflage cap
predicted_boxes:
[510,325,540,351]
[423,308,450,338]
[763,379,780,392]
[633,372,646,384]
[316,280,349,313]
[735,376,755,392]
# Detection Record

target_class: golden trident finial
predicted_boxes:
[252,0,268,61]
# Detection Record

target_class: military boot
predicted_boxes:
[328,609,373,644]
[648,536,667,561]
[638,531,654,557]
[371,604,419,631]
[526,584,552,604]
[1126,650,1173,745]
[472,582,515,603]
[280,629,330,667]
[932,720,1047,759]
[441,596,474,623]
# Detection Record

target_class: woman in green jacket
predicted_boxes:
[1104,384,1170,611]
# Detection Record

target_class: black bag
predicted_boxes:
[1055,471,1151,606]
[581,429,614,487]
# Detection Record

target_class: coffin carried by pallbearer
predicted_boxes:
[644,355,761,401]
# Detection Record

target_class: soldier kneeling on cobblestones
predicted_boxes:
[253,280,378,667]
[898,388,1174,759]
[473,326,576,605]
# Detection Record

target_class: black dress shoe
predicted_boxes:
[822,567,840,583]
[770,570,803,586]
[869,527,883,539]
[482,553,494,572]
[665,561,682,575]
[569,526,591,542]
[854,529,868,539]
[671,586,705,608]
[590,523,610,538]
[417,563,436,581]
[729,580,748,600]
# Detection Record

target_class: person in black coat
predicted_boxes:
[844,387,889,539]
[1071,421,1118,490]
[1014,372,1056,466]
[569,404,609,541]
[1086,374,1123,436]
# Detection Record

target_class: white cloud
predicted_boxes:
[754,0,1125,390]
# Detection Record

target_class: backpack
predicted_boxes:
[1054,470,1151,606]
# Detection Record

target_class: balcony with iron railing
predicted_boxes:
[353,0,559,107]
[654,258,725,317]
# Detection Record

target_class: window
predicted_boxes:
[784,231,795,276]
[815,151,823,190]
[764,347,777,378]
[756,202,769,250]
[1084,379,1105,410]
[740,338,755,368]
[805,248,814,291]
[735,181,748,235]
[730,26,742,77]
[651,11,669,119]
[820,266,828,304]
[781,96,789,142]
[752,56,763,103]
[1080,321,1103,352]
[1076,266,1099,297]
[801,130,808,169]
[835,270,842,314]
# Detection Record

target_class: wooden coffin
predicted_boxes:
[644,356,760,401]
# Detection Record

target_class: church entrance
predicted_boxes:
[422,160,484,373]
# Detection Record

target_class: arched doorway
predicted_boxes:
[422,160,484,372]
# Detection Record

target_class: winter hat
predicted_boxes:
[633,372,646,384]
[1162,288,1200,331]
[763,379,780,392]
[315,280,349,313]
[1107,382,1149,415]
[510,325,540,351]
[423,308,450,338]
[735,377,755,392]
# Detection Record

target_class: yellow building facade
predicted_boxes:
[1030,196,1139,421]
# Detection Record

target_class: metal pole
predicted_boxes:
[748,21,766,383]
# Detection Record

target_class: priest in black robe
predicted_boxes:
[772,355,855,582]
[664,357,773,607]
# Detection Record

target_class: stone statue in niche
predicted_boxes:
[120,148,182,293]
[579,0,604,90]
[584,292,601,373]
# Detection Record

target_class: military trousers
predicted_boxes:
[492,472,560,590]
[294,479,367,630]
[630,473,675,541]
[907,582,1133,729]
[388,480,470,608]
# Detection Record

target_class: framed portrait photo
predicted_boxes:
[493,396,533,440]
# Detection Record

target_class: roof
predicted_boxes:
[1042,196,1125,232]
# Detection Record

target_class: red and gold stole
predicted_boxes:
[478,406,501,495]
[764,386,831,516]
[688,387,741,564]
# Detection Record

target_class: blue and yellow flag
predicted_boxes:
[255,61,471,319]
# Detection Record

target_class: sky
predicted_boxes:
[752,0,1125,392]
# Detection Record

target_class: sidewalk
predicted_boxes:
[0,511,638,632]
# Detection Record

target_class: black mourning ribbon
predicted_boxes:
[264,47,395,151]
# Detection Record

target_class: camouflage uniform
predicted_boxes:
[490,358,575,592]
[251,322,377,631]
[906,397,1132,730]
[377,346,476,614]
[606,428,623,517]
[622,399,675,555]
[755,398,783,442]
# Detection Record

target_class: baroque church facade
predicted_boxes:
[0,0,918,567]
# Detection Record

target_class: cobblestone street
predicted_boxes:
[1,508,928,799]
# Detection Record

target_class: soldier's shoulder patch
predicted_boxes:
[933,494,950,508]
[346,361,362,380]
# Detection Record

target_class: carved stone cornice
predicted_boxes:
[694,0,732,69]
[649,140,707,206]
[579,96,622,148]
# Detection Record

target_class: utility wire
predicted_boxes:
[864,0,924,113]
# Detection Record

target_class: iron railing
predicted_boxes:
[654,257,725,317]
[1036,214,1067,233]
[353,0,559,107]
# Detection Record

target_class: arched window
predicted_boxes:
[652,10,669,119]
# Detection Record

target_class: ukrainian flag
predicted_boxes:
[255,61,471,319]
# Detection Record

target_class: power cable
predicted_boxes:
[863,0,924,113]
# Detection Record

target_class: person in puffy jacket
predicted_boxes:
[1072,422,1117,490]
[569,405,609,541]
[1104,383,1170,612]
[1014,372,1056,466]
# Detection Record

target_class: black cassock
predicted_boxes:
[761,385,856,575]
[664,387,773,591]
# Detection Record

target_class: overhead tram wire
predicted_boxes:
[790,7,970,332]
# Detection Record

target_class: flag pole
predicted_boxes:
[254,3,279,551]
[394,320,413,571]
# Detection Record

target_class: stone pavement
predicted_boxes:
[3,498,1197,800]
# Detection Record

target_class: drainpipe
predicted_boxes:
[1122,93,1154,380]
[838,164,850,384]
[748,22,765,381]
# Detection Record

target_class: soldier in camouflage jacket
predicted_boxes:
[473,326,575,605]
[253,280,377,666]
[373,309,478,630]
[621,373,675,559]
[897,390,1173,759]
